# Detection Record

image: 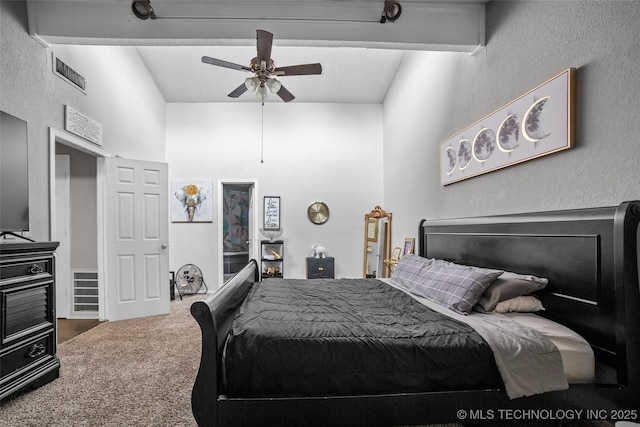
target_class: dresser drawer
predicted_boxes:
[1,332,55,381]
[0,258,54,283]
[1,282,54,346]
[306,257,335,279]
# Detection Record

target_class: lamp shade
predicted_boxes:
[245,77,260,91]
[266,78,282,94]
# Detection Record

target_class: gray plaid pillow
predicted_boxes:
[392,254,502,314]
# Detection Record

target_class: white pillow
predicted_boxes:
[476,272,548,312]
[494,295,545,313]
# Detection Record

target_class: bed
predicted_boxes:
[191,201,640,426]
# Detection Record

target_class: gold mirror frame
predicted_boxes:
[363,206,392,278]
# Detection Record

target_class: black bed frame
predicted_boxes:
[191,201,640,426]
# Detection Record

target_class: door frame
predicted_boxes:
[217,179,258,287]
[54,154,71,318]
[49,127,110,320]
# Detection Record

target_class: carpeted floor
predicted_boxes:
[1,295,206,427]
[0,294,613,427]
[0,293,469,427]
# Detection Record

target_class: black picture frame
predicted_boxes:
[263,196,280,230]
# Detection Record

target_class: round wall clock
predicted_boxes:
[307,202,330,225]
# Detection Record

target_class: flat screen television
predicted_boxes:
[1,110,30,235]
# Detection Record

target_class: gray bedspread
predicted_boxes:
[392,282,569,399]
[223,277,502,397]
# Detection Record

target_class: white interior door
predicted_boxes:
[105,157,170,321]
[55,155,71,318]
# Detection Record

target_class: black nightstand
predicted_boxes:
[306,257,335,279]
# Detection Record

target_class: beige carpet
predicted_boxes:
[1,295,206,427]
[1,294,465,427]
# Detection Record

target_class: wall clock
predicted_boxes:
[307,202,329,225]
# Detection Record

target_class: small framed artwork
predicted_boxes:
[171,180,213,222]
[367,218,378,242]
[391,247,402,261]
[403,238,415,255]
[263,196,280,230]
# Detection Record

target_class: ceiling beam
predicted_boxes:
[27,1,485,52]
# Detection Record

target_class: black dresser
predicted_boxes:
[306,257,335,279]
[1,241,60,400]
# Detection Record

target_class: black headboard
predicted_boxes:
[419,201,640,387]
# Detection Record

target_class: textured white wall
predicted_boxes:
[383,0,640,249]
[166,102,383,282]
[0,1,166,241]
[4,0,638,279]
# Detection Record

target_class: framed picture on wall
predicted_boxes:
[264,196,280,230]
[440,68,575,185]
[171,180,213,222]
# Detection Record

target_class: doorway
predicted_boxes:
[53,142,100,319]
[49,128,110,320]
[50,128,170,321]
[219,181,258,284]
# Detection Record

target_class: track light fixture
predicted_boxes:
[130,1,398,24]
[132,1,156,20]
[380,1,402,23]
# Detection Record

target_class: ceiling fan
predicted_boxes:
[201,30,322,102]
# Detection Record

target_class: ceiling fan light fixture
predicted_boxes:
[132,1,156,20]
[202,30,320,103]
[266,78,282,94]
[380,1,402,23]
[245,76,261,92]
[256,85,268,101]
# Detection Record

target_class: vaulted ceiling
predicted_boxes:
[27,0,487,103]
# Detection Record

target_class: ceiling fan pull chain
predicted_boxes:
[261,101,264,164]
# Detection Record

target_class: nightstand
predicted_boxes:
[306,257,335,279]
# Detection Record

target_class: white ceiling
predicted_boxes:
[27,0,487,103]
[135,44,406,103]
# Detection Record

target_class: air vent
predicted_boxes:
[53,55,86,93]
[72,271,98,315]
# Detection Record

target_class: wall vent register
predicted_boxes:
[53,55,86,93]
[72,271,98,315]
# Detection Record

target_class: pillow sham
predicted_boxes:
[391,253,434,284]
[494,295,545,313]
[391,254,503,314]
[476,271,548,312]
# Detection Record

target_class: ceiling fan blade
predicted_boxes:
[256,30,274,65]
[202,56,251,72]
[274,63,323,76]
[276,85,295,103]
[228,83,248,98]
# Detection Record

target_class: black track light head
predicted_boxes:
[132,1,156,20]
[380,1,402,23]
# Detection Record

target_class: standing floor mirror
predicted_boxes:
[363,206,392,278]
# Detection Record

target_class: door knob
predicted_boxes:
[161,243,168,249]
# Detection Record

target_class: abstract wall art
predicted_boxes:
[440,68,575,185]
